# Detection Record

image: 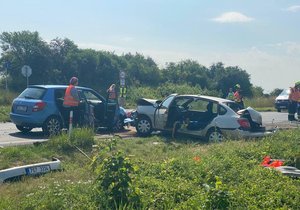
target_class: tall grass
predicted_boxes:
[244,96,276,110]
[0,129,299,209]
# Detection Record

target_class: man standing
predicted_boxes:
[226,87,234,101]
[288,82,300,121]
[63,77,81,125]
[234,84,244,109]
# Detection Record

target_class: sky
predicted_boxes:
[0,0,300,93]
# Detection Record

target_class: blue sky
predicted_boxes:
[0,0,300,92]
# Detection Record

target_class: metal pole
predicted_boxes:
[5,67,8,90]
[68,110,73,138]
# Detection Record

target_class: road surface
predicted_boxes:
[0,112,299,147]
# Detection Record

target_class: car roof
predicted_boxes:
[176,94,233,103]
[28,85,93,91]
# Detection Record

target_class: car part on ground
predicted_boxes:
[0,158,61,183]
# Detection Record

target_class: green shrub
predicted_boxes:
[93,151,141,209]
[46,128,95,152]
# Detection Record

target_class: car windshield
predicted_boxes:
[279,89,290,96]
[18,87,46,100]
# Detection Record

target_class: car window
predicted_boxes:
[18,87,46,99]
[81,90,102,102]
[219,105,227,115]
[161,95,175,108]
[189,99,217,114]
[279,89,290,96]
[224,102,241,113]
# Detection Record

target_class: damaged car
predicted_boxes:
[10,85,125,136]
[134,94,274,141]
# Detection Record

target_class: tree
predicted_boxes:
[0,31,51,91]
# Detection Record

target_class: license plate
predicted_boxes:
[25,165,51,175]
[16,105,27,112]
[280,106,286,108]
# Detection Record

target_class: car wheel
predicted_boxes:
[136,116,152,136]
[206,128,223,143]
[113,115,125,131]
[42,116,62,136]
[16,125,33,133]
[277,108,281,112]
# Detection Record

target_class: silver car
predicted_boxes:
[135,94,274,141]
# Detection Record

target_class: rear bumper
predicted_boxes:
[10,113,44,127]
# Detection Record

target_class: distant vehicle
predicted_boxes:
[274,89,290,112]
[10,85,125,136]
[134,94,274,142]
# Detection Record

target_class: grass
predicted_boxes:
[0,128,300,209]
[244,96,276,111]
[0,106,11,122]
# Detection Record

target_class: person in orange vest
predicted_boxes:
[107,84,117,103]
[288,82,300,121]
[63,77,81,126]
[234,84,244,109]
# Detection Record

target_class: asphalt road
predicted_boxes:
[0,111,299,147]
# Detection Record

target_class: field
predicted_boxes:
[0,128,299,209]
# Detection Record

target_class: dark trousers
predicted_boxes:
[63,106,82,127]
[288,101,297,121]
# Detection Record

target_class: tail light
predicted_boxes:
[237,118,250,129]
[32,102,46,112]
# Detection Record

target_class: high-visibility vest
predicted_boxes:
[289,88,300,102]
[227,92,234,100]
[108,89,116,99]
[234,91,242,102]
[63,85,79,107]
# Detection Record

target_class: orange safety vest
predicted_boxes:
[63,85,79,107]
[234,91,242,102]
[289,87,300,102]
[108,89,116,99]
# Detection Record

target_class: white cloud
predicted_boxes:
[212,12,254,23]
[269,42,300,55]
[285,5,300,12]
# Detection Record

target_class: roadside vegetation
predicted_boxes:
[0,128,299,209]
[0,90,17,122]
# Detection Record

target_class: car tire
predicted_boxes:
[16,125,33,133]
[277,108,281,112]
[206,128,223,143]
[113,115,125,131]
[136,116,152,136]
[42,116,62,136]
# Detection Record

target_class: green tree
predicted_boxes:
[0,31,51,91]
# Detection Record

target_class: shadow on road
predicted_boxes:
[9,131,47,140]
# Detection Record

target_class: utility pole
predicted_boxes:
[4,61,10,91]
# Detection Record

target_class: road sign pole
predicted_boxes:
[5,67,8,91]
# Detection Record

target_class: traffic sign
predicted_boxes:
[119,71,125,79]
[21,65,32,77]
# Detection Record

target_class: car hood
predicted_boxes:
[276,95,289,100]
[137,98,159,106]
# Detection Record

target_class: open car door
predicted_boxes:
[154,94,176,129]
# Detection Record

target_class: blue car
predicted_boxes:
[10,85,124,135]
